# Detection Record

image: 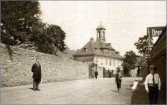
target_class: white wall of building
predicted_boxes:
[93,57,123,71]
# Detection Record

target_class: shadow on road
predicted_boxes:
[29,88,34,91]
[110,90,117,92]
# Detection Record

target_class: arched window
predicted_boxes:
[103,31,105,38]
[98,31,100,38]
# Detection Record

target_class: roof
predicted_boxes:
[73,40,124,59]
[92,42,115,50]
[96,23,106,30]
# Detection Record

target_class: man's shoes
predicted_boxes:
[36,89,40,91]
[33,88,36,91]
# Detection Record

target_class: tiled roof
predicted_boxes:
[92,42,115,50]
[73,40,124,59]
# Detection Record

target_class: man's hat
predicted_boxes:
[149,65,157,70]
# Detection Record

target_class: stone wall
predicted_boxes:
[1,44,89,87]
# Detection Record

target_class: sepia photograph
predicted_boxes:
[1,1,166,104]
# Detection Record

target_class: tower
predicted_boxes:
[96,22,106,43]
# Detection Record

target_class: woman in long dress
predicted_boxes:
[115,71,122,95]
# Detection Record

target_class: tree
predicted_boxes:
[1,1,66,54]
[134,35,153,56]
[46,25,66,51]
[1,1,40,44]
[122,51,137,76]
[30,22,66,54]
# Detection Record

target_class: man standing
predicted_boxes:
[95,70,98,79]
[144,65,161,104]
[31,57,42,91]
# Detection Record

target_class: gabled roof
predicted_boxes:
[73,41,96,56]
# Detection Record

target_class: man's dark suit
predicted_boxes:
[31,63,41,90]
[95,71,98,79]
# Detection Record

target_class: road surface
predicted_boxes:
[1,77,142,104]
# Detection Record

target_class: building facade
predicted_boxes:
[73,23,124,74]
[130,55,142,77]
[149,27,166,104]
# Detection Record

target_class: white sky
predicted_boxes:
[39,1,166,56]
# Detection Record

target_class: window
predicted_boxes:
[103,31,105,37]
[98,31,100,38]
[106,59,107,65]
[83,48,88,52]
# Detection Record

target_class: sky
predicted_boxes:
[39,1,166,56]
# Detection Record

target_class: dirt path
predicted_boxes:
[1,77,142,104]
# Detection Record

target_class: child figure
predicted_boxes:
[132,80,138,92]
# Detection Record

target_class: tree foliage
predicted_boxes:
[122,51,137,75]
[134,35,153,55]
[46,25,66,51]
[1,1,66,54]
[1,1,40,44]
[30,21,66,54]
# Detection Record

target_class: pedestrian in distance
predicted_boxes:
[115,70,122,95]
[31,57,42,91]
[144,65,161,104]
[95,70,98,79]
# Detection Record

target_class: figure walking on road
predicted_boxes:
[115,70,122,95]
[95,70,98,79]
[31,57,42,91]
[144,65,161,104]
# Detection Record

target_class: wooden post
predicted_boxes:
[147,27,150,74]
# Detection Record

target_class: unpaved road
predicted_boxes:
[1,77,142,104]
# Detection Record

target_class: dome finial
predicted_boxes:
[96,22,106,30]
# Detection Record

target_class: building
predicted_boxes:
[130,55,142,77]
[73,23,124,76]
[149,27,166,104]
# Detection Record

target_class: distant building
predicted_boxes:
[130,55,142,77]
[73,23,124,74]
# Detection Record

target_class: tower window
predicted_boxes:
[98,31,100,38]
[103,31,105,37]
